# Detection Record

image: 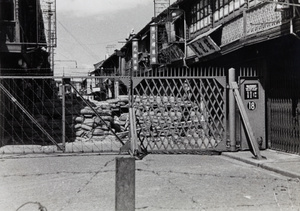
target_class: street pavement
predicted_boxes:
[0,150,300,211]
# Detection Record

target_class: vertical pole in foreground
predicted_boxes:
[115,157,135,211]
[61,79,66,152]
[229,68,236,151]
[130,38,139,155]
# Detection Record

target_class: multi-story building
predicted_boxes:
[96,0,300,154]
[0,0,56,147]
[0,0,53,75]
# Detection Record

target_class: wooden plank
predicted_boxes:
[230,82,263,159]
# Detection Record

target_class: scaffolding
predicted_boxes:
[39,0,57,72]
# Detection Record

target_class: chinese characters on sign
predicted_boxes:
[160,44,185,63]
[244,84,259,100]
[132,39,138,72]
[150,24,158,65]
[189,36,220,58]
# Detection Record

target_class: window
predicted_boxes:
[190,0,211,34]
[214,0,245,21]
[0,0,14,21]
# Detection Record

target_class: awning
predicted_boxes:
[188,25,222,58]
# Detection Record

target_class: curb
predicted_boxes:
[222,153,300,179]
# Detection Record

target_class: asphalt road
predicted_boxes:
[0,154,299,211]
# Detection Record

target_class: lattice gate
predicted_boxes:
[132,71,227,154]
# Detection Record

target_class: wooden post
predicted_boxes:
[231,82,263,159]
[115,157,135,211]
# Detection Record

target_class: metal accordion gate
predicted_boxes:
[132,67,227,154]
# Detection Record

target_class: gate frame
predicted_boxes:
[131,68,228,154]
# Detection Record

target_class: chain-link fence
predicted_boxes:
[0,71,227,155]
[0,76,130,154]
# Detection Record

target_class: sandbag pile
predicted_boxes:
[74,105,113,140]
[134,96,183,137]
[73,96,130,142]
[134,95,208,138]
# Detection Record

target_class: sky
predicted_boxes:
[54,0,176,76]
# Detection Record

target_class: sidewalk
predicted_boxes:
[222,149,300,179]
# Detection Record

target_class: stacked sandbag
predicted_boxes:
[134,96,183,132]
[74,105,114,141]
[112,113,129,133]
[72,95,131,142]
[134,95,208,138]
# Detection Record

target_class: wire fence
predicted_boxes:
[0,76,130,154]
[0,71,227,155]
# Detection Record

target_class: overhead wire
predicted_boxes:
[60,38,123,45]
[55,42,75,60]
[58,20,100,61]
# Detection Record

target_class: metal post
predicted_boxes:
[183,10,187,68]
[115,157,135,211]
[130,38,139,155]
[15,0,20,42]
[114,80,119,99]
[229,68,236,151]
[114,56,122,98]
[62,80,66,152]
[46,2,53,71]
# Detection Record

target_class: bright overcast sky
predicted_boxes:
[57,0,152,17]
[54,0,176,76]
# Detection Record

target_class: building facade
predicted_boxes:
[0,0,56,147]
[0,0,52,75]
[98,0,300,154]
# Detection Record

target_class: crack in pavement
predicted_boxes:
[1,157,117,178]
[0,170,115,178]
[58,158,116,211]
[135,167,300,210]
[136,168,201,207]
[136,168,300,182]
[76,158,115,194]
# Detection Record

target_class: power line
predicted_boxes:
[56,51,72,60]
[55,45,74,60]
[59,39,123,46]
[58,20,100,61]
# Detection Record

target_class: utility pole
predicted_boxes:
[44,0,56,74]
[46,2,53,72]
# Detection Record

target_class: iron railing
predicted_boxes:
[269,98,300,154]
